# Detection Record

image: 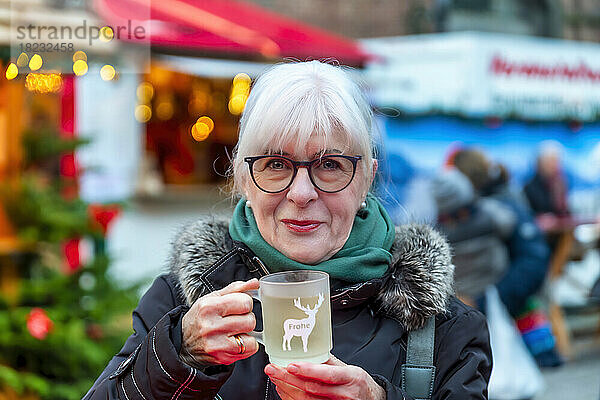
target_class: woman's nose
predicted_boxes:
[286,167,318,206]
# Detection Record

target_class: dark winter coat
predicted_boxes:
[84,219,492,400]
[524,172,569,216]
[485,186,551,317]
[436,194,519,299]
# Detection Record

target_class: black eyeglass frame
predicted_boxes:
[244,154,362,194]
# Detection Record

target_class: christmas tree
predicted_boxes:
[0,125,139,400]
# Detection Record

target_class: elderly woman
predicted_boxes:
[85,61,491,400]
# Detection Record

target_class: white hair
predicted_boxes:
[538,139,564,160]
[231,61,377,196]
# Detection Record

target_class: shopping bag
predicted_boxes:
[486,286,545,400]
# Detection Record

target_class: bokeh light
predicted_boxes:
[100,65,116,81]
[191,123,211,141]
[197,116,214,132]
[29,54,43,71]
[228,95,247,115]
[191,116,214,141]
[136,82,154,104]
[25,73,63,93]
[100,26,114,42]
[228,73,251,115]
[5,63,18,80]
[135,104,152,123]
[16,53,29,67]
[73,51,87,62]
[73,60,88,76]
[233,72,251,85]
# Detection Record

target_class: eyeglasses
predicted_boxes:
[244,154,362,193]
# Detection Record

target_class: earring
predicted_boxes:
[245,200,251,208]
[360,200,367,209]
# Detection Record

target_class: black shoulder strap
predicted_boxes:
[401,316,436,400]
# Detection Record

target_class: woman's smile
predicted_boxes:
[280,219,323,233]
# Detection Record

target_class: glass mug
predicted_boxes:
[247,270,332,366]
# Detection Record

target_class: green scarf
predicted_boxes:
[229,194,395,283]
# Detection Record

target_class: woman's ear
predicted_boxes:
[370,159,378,186]
[363,159,378,199]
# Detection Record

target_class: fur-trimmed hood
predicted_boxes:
[167,218,454,331]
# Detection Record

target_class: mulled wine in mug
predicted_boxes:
[247,270,332,366]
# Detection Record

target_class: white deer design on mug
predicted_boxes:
[282,293,324,352]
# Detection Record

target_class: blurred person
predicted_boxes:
[84,61,491,400]
[452,149,561,368]
[432,168,515,303]
[452,149,550,315]
[524,140,570,217]
[524,141,583,260]
[431,169,546,398]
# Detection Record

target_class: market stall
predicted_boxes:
[362,32,600,215]
[81,0,371,202]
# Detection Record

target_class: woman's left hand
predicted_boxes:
[264,355,386,400]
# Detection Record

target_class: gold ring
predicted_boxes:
[233,334,245,354]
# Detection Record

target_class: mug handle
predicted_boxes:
[245,289,264,345]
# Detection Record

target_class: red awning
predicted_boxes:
[93,0,371,66]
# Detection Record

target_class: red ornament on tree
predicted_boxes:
[59,153,77,178]
[88,204,121,236]
[27,308,54,340]
[63,237,82,273]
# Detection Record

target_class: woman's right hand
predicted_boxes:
[181,279,260,366]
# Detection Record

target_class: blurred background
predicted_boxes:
[0,0,599,399]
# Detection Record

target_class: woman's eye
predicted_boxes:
[321,159,340,170]
[267,160,286,169]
